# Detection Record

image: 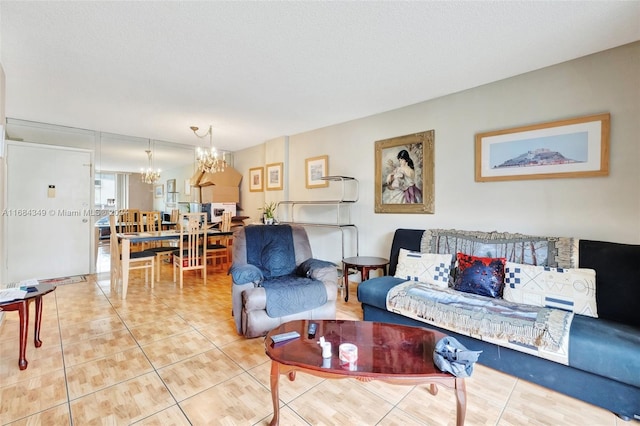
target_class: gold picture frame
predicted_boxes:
[374,130,435,214]
[249,167,264,192]
[265,162,283,191]
[305,155,329,188]
[475,113,610,182]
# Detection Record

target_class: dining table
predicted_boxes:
[111,228,233,299]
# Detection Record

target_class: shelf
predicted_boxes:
[276,176,359,259]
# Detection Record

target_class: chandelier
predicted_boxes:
[140,139,161,184]
[190,124,227,173]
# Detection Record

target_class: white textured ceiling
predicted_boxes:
[1,1,639,153]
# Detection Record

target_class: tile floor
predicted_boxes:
[0,251,633,425]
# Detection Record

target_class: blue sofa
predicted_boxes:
[357,228,640,420]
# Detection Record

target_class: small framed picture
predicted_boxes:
[266,162,283,191]
[154,184,164,198]
[249,167,264,192]
[166,191,177,207]
[166,178,176,193]
[305,155,329,188]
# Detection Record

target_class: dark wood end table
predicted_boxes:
[265,320,466,426]
[0,283,56,370]
[342,256,389,301]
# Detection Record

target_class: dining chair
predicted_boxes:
[118,209,142,251]
[109,215,155,290]
[173,212,207,288]
[207,211,233,272]
[140,211,176,281]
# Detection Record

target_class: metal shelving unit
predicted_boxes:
[277,176,359,258]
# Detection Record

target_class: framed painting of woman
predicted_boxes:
[374,130,434,214]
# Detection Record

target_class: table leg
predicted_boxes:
[17,300,29,370]
[269,361,280,426]
[454,378,467,426]
[343,262,350,302]
[121,238,130,300]
[33,296,43,347]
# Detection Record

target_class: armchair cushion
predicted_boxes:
[262,275,328,317]
[245,225,296,279]
[230,264,263,285]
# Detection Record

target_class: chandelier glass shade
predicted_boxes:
[191,125,227,173]
[141,140,161,184]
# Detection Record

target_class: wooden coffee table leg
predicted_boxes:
[17,301,29,370]
[269,361,280,426]
[454,378,467,426]
[33,296,44,347]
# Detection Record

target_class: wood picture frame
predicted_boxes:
[475,113,610,182]
[154,184,164,198]
[166,178,176,193]
[265,162,283,191]
[166,191,177,207]
[249,167,264,192]
[305,155,329,188]
[374,130,435,214]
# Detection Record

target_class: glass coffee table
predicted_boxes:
[264,319,467,425]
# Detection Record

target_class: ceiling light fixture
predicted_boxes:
[191,124,226,173]
[141,139,161,184]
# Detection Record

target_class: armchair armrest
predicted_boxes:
[230,264,263,285]
[296,258,336,278]
[297,258,339,301]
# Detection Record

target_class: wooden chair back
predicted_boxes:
[174,212,207,288]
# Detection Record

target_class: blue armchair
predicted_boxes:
[230,224,338,338]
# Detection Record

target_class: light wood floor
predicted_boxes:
[0,248,633,425]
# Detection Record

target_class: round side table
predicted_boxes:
[342,256,389,302]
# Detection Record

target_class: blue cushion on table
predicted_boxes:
[127,251,155,259]
[145,246,176,253]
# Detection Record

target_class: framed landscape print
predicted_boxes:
[154,184,163,198]
[305,155,329,188]
[249,167,264,192]
[475,113,610,182]
[374,130,435,214]
[266,162,283,191]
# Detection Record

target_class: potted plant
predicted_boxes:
[261,202,277,225]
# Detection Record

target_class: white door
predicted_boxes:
[5,142,93,281]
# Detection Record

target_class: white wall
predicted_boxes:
[236,42,640,263]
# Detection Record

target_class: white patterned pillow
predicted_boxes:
[394,249,453,288]
[504,262,598,317]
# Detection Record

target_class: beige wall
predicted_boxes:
[235,42,640,263]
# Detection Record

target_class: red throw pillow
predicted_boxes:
[453,253,506,298]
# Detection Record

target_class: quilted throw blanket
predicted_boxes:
[262,275,327,318]
[387,281,574,364]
